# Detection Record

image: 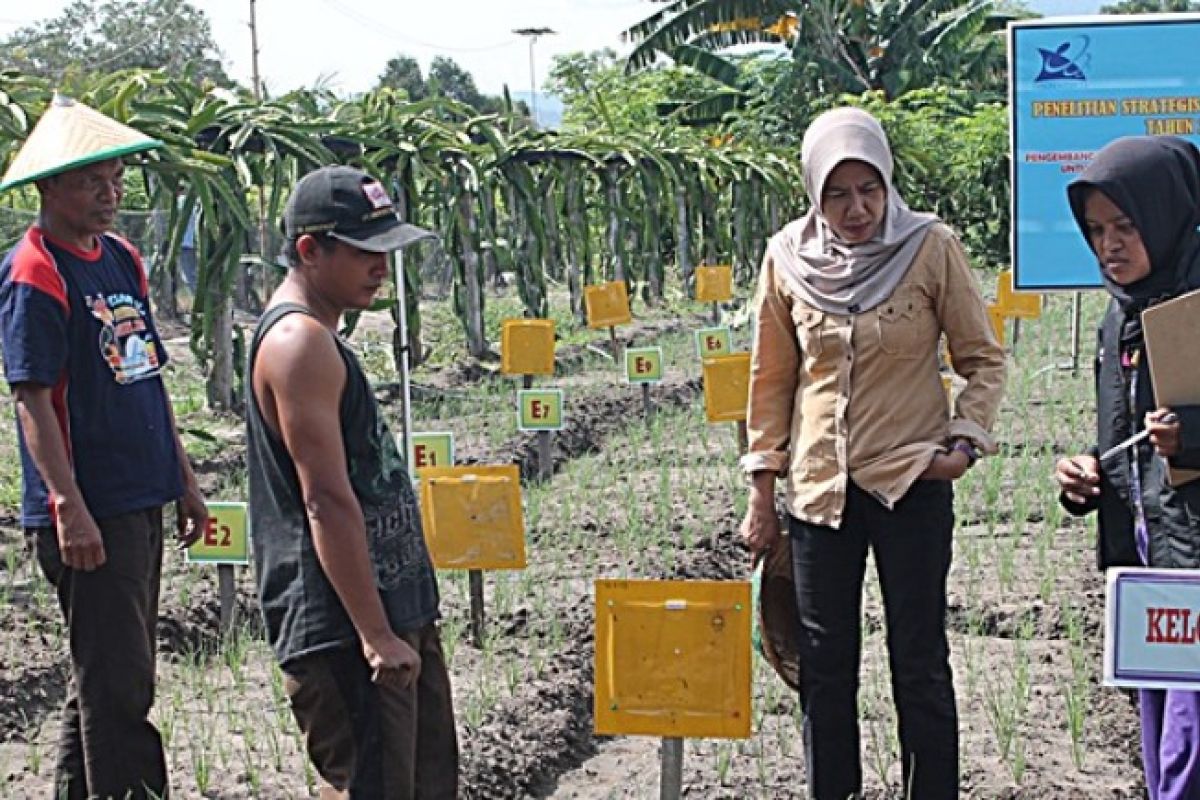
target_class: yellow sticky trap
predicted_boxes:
[986,303,1007,346]
[418,465,525,570]
[584,281,633,329]
[695,264,733,303]
[996,270,1042,319]
[702,352,751,423]
[594,579,751,739]
[187,502,249,565]
[501,318,555,376]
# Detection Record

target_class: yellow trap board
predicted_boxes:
[996,270,1042,320]
[584,281,633,329]
[594,579,752,739]
[701,352,751,423]
[418,465,526,570]
[500,319,556,376]
[694,264,733,303]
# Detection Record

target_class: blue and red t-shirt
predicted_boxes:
[0,227,182,527]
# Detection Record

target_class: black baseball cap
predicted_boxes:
[283,165,434,252]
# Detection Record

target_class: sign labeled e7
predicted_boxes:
[517,389,565,432]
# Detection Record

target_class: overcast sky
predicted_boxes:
[1,0,1104,97]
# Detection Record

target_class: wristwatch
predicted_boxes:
[950,438,981,466]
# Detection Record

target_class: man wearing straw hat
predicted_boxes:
[0,95,208,799]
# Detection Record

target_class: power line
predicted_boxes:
[318,0,521,54]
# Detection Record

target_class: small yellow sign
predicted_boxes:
[996,270,1042,320]
[186,502,249,565]
[986,303,1007,346]
[419,465,526,570]
[518,389,564,432]
[500,318,556,376]
[695,264,733,303]
[584,281,633,329]
[695,326,732,358]
[702,352,751,423]
[625,347,664,384]
[410,432,454,476]
[594,579,752,739]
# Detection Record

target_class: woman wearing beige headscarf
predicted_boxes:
[740,107,1005,799]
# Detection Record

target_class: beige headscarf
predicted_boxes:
[769,107,937,315]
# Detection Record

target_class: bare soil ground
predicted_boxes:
[0,293,1148,798]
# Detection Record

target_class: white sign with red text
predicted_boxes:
[1105,568,1200,690]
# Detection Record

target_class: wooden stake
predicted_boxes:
[608,326,620,362]
[736,420,748,455]
[537,430,553,481]
[469,569,485,647]
[660,737,683,799]
[641,382,655,424]
[218,564,236,633]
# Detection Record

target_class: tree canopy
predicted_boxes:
[1,0,231,90]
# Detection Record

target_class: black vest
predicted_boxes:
[246,303,438,666]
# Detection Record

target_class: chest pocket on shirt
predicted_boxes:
[791,305,824,357]
[875,288,931,359]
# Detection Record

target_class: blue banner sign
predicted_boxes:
[1009,15,1200,290]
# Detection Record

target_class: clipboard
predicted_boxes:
[1143,287,1200,487]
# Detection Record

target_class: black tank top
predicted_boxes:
[246,302,438,666]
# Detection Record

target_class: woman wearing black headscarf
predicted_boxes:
[1055,135,1200,800]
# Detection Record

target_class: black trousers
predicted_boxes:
[32,507,168,800]
[283,625,459,799]
[790,479,958,800]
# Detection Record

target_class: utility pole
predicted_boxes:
[249,0,263,101]
[249,0,271,307]
[512,27,555,128]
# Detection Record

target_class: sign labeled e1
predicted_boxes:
[410,431,455,477]
[518,389,564,432]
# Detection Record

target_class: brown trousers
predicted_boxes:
[31,507,168,800]
[283,623,459,799]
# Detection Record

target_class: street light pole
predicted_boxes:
[512,26,555,128]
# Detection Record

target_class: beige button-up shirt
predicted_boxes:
[741,223,1006,529]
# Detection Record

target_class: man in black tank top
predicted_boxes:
[247,166,456,798]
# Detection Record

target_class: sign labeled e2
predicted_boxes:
[186,501,249,565]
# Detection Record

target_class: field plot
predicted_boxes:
[0,289,1147,798]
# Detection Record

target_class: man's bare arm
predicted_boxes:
[256,314,420,685]
[13,384,105,570]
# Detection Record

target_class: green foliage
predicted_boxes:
[376,55,427,100]
[376,54,531,120]
[850,87,1010,267]
[0,0,232,91]
[624,0,1012,101]
[1101,0,1200,10]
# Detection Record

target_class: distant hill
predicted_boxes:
[511,91,564,130]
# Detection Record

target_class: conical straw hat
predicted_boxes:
[0,94,162,192]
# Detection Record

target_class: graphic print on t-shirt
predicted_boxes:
[86,291,161,384]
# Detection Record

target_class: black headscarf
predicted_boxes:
[1067,136,1200,318]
